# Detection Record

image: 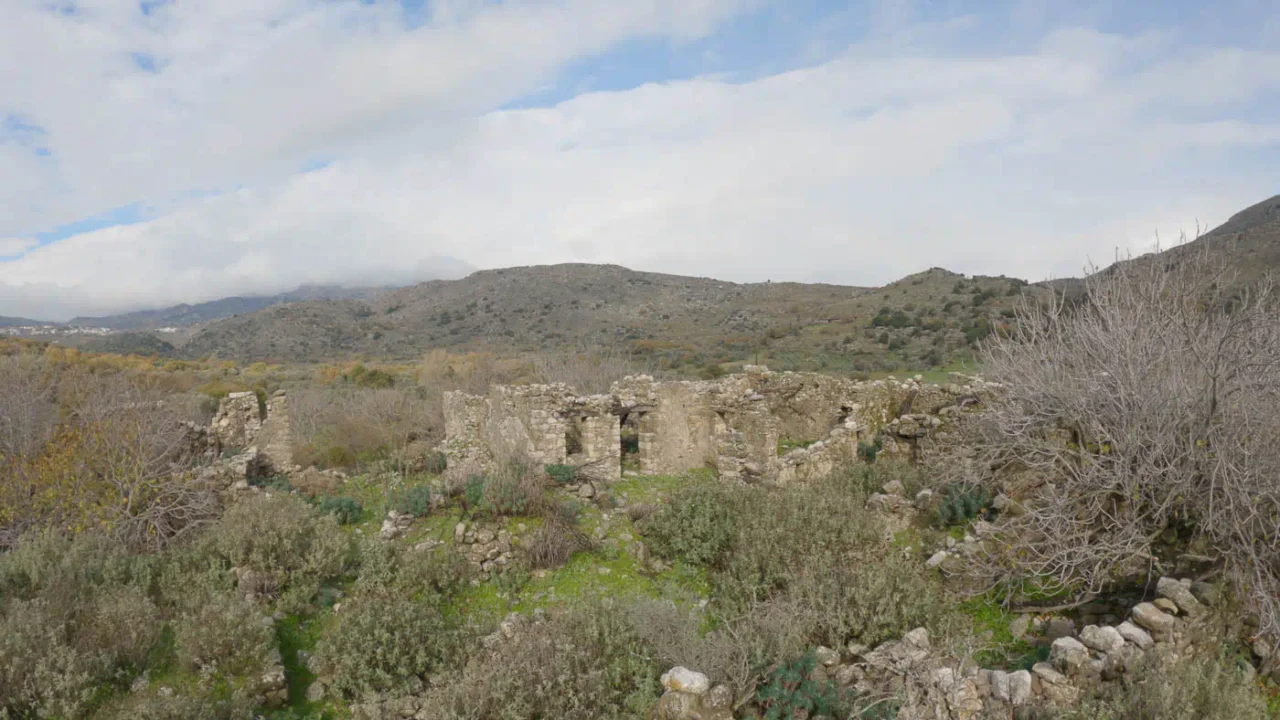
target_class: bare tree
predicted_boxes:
[0,354,59,460]
[2,370,217,550]
[952,239,1280,639]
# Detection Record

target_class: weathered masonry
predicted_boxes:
[442,366,994,483]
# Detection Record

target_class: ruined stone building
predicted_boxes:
[443,366,992,484]
[208,389,294,475]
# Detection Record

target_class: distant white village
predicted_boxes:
[1,325,182,337]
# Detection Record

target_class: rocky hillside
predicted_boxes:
[178,264,1038,372]
[173,194,1280,369]
[68,284,391,331]
[1138,192,1280,285]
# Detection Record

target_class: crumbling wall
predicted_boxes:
[443,385,621,480]
[441,367,999,484]
[258,391,293,471]
[208,390,294,478]
[211,391,262,450]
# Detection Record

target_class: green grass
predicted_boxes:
[956,596,1045,670]
[778,438,818,455]
[272,615,324,716]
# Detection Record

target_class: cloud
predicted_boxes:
[0,237,37,257]
[1,1,1278,320]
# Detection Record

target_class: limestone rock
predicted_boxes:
[903,627,930,651]
[661,667,711,695]
[1116,621,1153,650]
[656,691,701,720]
[1156,577,1203,617]
[704,684,734,710]
[1009,614,1032,640]
[989,670,1010,701]
[1079,625,1125,654]
[1131,602,1175,635]
[1189,581,1220,607]
[1008,670,1032,707]
[1050,637,1090,674]
[1033,663,1079,704]
[926,550,951,569]
[814,646,840,666]
[1044,617,1076,640]
[305,681,325,703]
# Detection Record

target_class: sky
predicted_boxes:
[1,0,1278,321]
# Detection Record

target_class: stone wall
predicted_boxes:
[208,390,293,477]
[443,367,998,484]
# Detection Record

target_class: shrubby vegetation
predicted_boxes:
[952,243,1280,642]
[1047,654,1267,720]
[421,605,663,720]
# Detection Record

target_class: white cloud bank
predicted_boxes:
[1,1,1278,320]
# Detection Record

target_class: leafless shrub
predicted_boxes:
[0,354,58,460]
[533,345,649,394]
[2,371,218,551]
[525,513,594,570]
[953,239,1280,639]
[291,386,432,471]
[623,596,808,706]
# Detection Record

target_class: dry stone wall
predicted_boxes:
[443,366,997,484]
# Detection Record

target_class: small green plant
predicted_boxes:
[857,436,883,463]
[464,475,487,512]
[392,485,433,517]
[936,483,995,527]
[485,473,532,516]
[249,473,292,492]
[544,464,577,485]
[756,653,847,720]
[777,438,817,454]
[422,451,448,474]
[316,496,364,525]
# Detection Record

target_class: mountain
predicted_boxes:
[68,284,390,331]
[1155,193,1280,285]
[179,263,1040,373]
[0,316,58,328]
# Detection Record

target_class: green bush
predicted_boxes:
[391,485,433,517]
[421,605,662,720]
[464,474,487,512]
[173,592,275,676]
[207,494,349,611]
[99,687,257,720]
[0,532,163,720]
[641,483,738,567]
[354,539,473,602]
[316,496,364,525]
[756,653,847,720]
[936,483,995,527]
[544,463,577,485]
[0,598,107,719]
[1048,654,1268,720]
[857,436,883,463]
[470,460,544,518]
[315,595,456,699]
[716,476,943,646]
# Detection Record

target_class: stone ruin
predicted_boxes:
[442,365,996,484]
[203,389,294,478]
